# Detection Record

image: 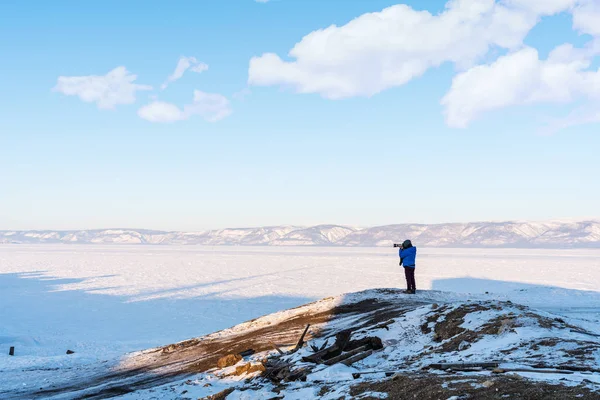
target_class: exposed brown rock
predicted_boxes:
[217,354,242,369]
[234,362,265,376]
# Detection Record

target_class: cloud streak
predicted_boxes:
[53,67,152,109]
[161,56,209,90]
[138,90,232,123]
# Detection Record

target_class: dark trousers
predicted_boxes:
[404,267,416,291]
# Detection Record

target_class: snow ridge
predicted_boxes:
[2,220,600,247]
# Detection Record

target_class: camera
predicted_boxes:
[393,243,403,248]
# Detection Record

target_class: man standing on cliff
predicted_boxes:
[399,239,417,294]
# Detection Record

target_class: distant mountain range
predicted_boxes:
[2,220,600,248]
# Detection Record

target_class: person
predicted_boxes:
[399,239,417,294]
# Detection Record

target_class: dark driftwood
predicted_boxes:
[429,361,598,375]
[263,360,291,382]
[334,329,353,351]
[239,349,255,357]
[302,330,353,363]
[341,350,373,366]
[494,368,574,375]
[324,345,370,366]
[531,363,600,374]
[352,370,397,379]
[570,329,600,338]
[264,359,310,383]
[291,324,311,353]
[285,367,310,382]
[302,344,339,363]
[302,331,386,367]
[346,336,384,352]
[427,362,500,370]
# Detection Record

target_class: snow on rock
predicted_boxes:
[7,288,600,399]
[122,291,600,398]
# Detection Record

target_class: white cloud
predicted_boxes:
[503,0,576,15]
[441,42,600,127]
[248,0,579,100]
[137,101,185,123]
[161,56,209,90]
[573,0,600,36]
[138,90,232,123]
[190,63,209,73]
[53,66,152,109]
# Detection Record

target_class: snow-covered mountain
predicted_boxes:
[1,220,600,247]
[338,220,600,248]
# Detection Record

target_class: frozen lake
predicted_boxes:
[3,245,600,298]
[1,245,600,365]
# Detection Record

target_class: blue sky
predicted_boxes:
[1,0,599,231]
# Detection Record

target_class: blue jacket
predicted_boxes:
[400,246,417,268]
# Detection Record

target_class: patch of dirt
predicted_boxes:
[479,315,518,335]
[499,345,520,355]
[425,303,496,352]
[351,373,600,400]
[433,303,491,342]
[428,305,558,354]
[565,346,599,360]
[420,305,450,334]
[333,297,422,329]
[532,338,560,350]
[524,312,581,331]
[528,338,600,363]
[317,386,332,396]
